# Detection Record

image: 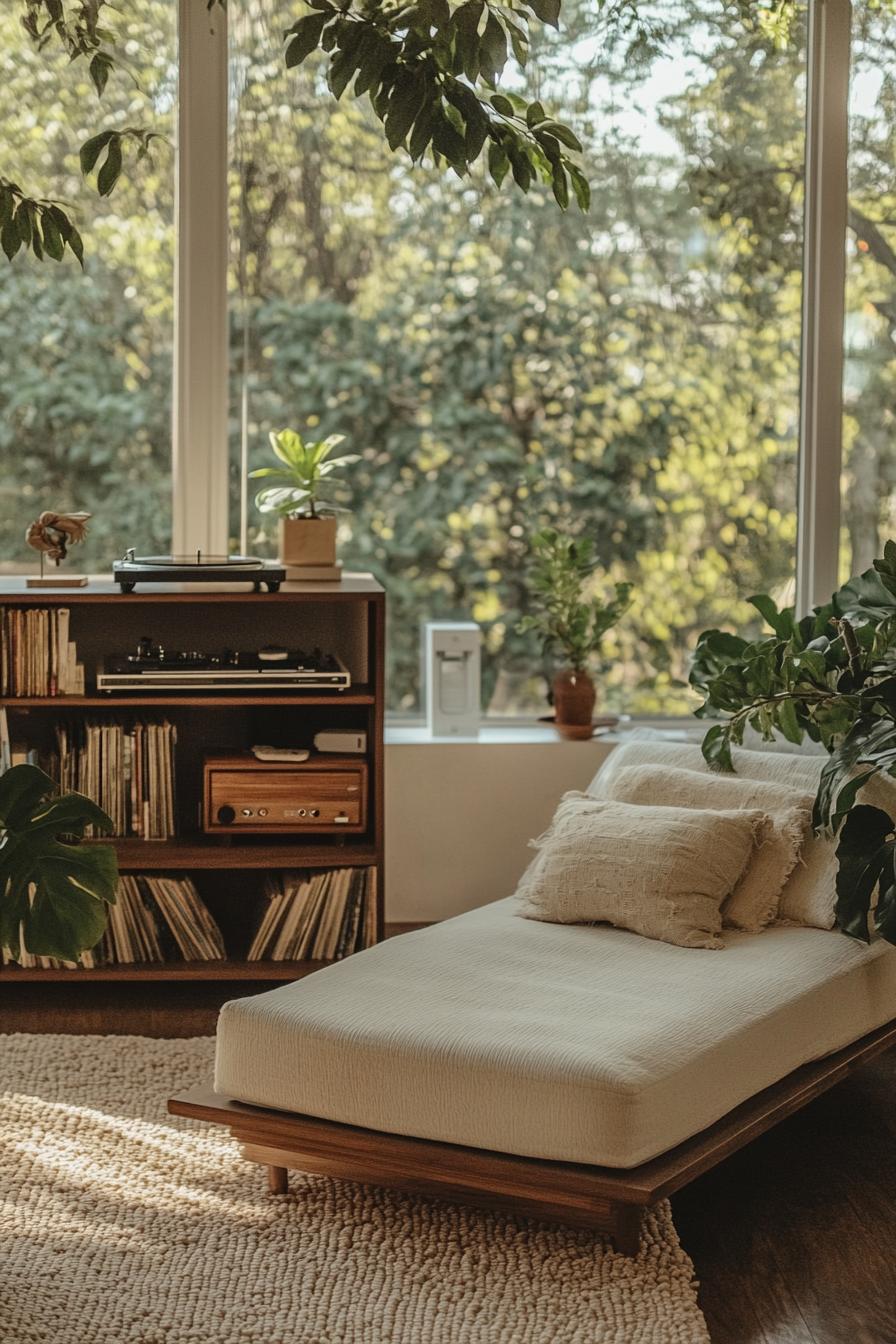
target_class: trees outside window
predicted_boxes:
[0,4,176,573]
[230,0,807,712]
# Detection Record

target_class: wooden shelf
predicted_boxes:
[110,838,378,870]
[0,575,384,602]
[0,959,327,982]
[2,685,375,708]
[0,577,386,1011]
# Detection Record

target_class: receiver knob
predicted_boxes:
[216,805,236,825]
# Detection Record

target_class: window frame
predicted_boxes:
[172,0,853,621]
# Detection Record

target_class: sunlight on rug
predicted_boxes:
[0,1034,710,1344]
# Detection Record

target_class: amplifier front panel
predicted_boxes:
[204,765,367,833]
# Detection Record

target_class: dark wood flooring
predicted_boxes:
[2,981,894,1344]
[673,1048,896,1344]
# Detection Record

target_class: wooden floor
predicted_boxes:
[673,1048,896,1344]
[2,981,894,1343]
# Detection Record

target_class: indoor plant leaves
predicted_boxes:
[0,763,117,962]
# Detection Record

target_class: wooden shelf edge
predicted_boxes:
[0,959,334,982]
[1,686,375,708]
[107,839,380,870]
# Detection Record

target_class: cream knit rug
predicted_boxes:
[0,1034,709,1344]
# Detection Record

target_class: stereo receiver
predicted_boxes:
[203,754,367,834]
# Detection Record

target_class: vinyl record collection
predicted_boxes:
[248,867,377,961]
[3,875,226,969]
[0,606,84,696]
[47,719,177,838]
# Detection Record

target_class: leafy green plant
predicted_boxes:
[250,428,360,519]
[0,764,118,963]
[517,528,631,673]
[11,0,884,264]
[691,541,896,945]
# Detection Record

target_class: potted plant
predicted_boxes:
[0,763,118,964]
[250,428,359,569]
[517,528,632,739]
[690,540,896,945]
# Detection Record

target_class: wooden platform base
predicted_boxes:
[169,1017,896,1257]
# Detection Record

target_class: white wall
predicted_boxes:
[384,732,615,922]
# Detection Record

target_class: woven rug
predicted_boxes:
[0,1034,709,1344]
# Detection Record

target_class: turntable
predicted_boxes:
[113,550,285,593]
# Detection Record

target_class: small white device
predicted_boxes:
[250,745,311,763]
[313,730,367,754]
[424,622,481,737]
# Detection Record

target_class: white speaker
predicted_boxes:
[424,622,482,737]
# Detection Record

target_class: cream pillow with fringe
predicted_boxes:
[516,793,770,950]
[607,764,813,932]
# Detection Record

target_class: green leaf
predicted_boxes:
[385,78,428,150]
[568,161,591,211]
[490,92,514,116]
[285,11,330,67]
[527,0,561,28]
[538,120,582,152]
[89,51,113,96]
[96,136,123,197]
[0,765,117,962]
[701,723,734,772]
[480,12,508,82]
[526,100,546,128]
[550,160,569,209]
[0,217,19,261]
[488,140,510,186]
[40,211,65,262]
[834,804,896,943]
[80,130,116,176]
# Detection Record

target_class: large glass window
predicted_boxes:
[0,4,176,575]
[841,6,896,578]
[229,0,806,715]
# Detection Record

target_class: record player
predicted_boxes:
[97,639,351,691]
[113,550,285,593]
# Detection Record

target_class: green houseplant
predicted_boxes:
[691,541,896,945]
[0,763,118,964]
[518,528,631,738]
[250,428,359,569]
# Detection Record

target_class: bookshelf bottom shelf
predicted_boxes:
[0,959,329,983]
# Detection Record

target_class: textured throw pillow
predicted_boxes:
[587,742,839,930]
[606,764,813,932]
[516,793,770,950]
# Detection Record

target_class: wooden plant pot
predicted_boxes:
[279,516,337,568]
[551,669,596,741]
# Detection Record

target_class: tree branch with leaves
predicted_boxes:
[5,0,869,266]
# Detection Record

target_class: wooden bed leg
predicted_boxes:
[267,1164,289,1195]
[611,1205,642,1257]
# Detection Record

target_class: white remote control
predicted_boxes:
[251,745,310,763]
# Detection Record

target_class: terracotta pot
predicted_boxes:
[551,669,596,740]
[279,516,337,567]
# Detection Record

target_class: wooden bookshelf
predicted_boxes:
[0,576,386,1000]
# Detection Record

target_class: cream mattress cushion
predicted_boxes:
[215,897,896,1170]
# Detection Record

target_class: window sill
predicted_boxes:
[384,721,706,747]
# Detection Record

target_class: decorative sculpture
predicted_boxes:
[25,511,91,587]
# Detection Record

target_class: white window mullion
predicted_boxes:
[172,0,229,558]
[796,0,851,613]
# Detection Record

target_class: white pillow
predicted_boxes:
[516,793,770,950]
[589,742,839,930]
[606,764,813,932]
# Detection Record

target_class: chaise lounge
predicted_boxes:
[170,741,896,1254]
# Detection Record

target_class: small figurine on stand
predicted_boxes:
[25,511,91,587]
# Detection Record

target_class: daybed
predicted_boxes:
[170,742,896,1254]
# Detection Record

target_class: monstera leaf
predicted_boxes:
[834,805,896,944]
[0,764,117,962]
